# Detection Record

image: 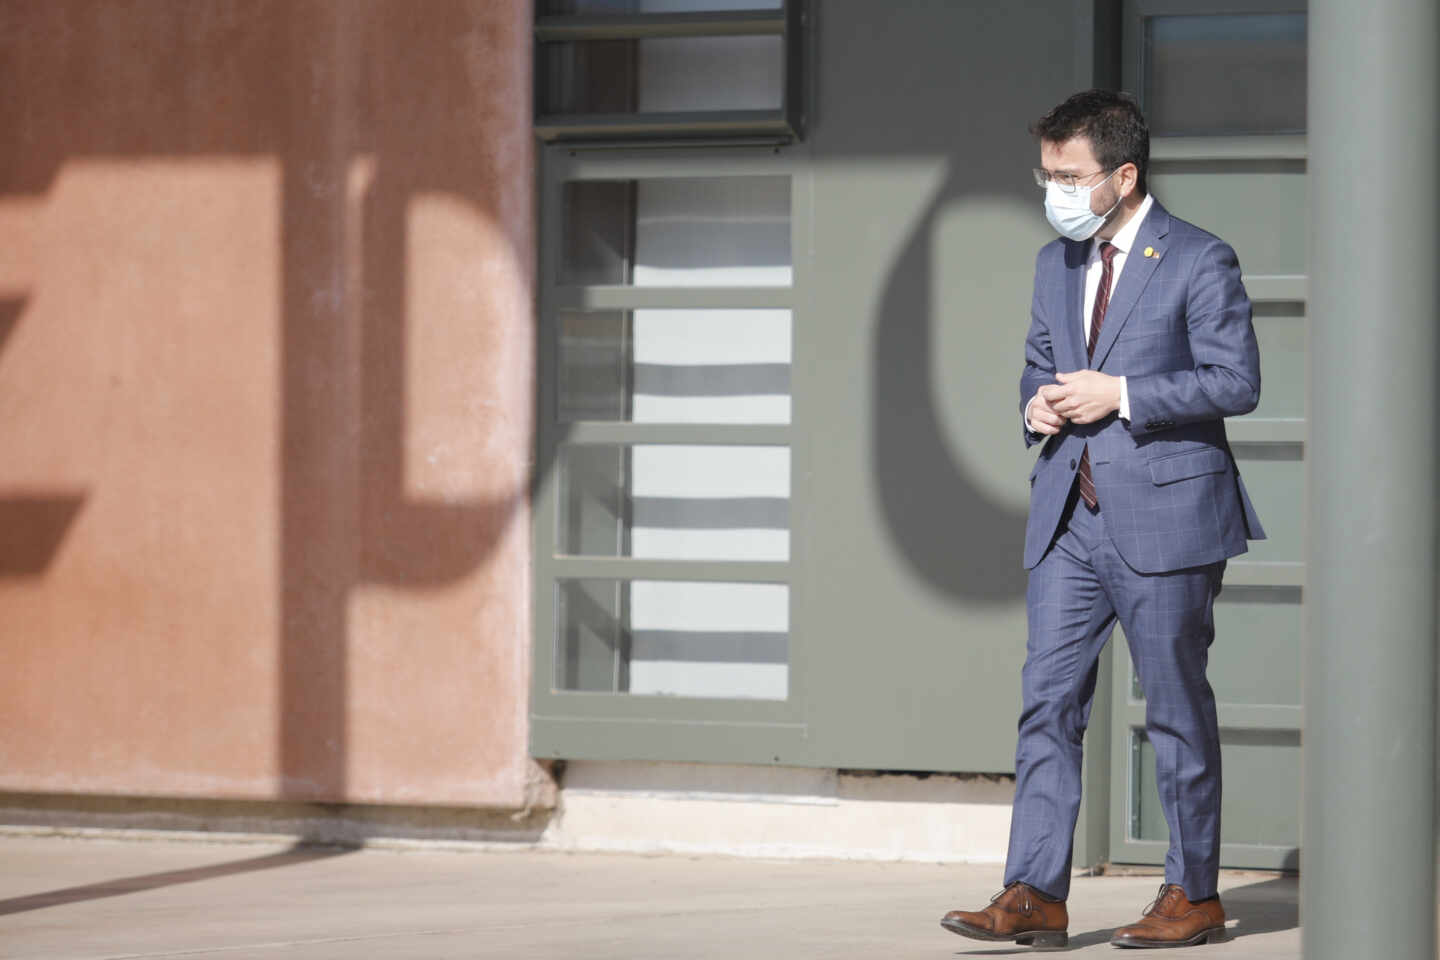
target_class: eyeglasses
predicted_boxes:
[1032,167,1114,194]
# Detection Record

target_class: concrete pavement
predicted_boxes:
[0,834,1299,959]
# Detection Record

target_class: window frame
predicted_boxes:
[530,144,816,765]
[1124,0,1308,140]
[534,2,807,144]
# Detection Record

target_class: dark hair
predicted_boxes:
[1031,89,1149,196]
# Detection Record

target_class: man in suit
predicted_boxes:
[941,90,1265,949]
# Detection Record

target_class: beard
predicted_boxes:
[1092,182,1125,234]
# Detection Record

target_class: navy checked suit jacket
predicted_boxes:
[1020,201,1266,574]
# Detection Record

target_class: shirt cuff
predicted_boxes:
[1118,376,1130,422]
[1024,395,1040,433]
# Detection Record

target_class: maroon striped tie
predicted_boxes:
[1076,241,1118,510]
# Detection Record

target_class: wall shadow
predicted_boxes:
[277,2,535,799]
[870,168,1030,602]
[0,842,355,917]
[0,297,25,353]
[808,1,1085,606]
[0,294,87,577]
[1222,874,1299,937]
[0,1,533,802]
[0,497,87,577]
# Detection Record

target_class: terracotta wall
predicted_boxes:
[0,1,550,809]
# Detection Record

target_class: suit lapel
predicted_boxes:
[1089,203,1171,371]
[1060,238,1089,373]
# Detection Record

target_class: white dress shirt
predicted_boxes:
[1025,191,1154,433]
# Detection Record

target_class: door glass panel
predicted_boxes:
[558,309,792,423]
[556,579,789,699]
[561,177,791,286]
[540,36,783,115]
[1145,13,1307,136]
[1132,729,1300,846]
[560,444,789,560]
[563,180,638,286]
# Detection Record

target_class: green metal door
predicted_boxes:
[1106,0,1306,871]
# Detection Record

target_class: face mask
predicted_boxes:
[1043,169,1121,241]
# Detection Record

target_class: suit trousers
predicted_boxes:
[1003,486,1225,902]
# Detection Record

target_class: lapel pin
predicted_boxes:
[1143,246,1156,258]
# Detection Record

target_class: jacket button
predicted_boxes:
[1069,458,1077,469]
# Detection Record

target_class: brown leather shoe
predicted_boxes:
[1111,883,1228,948]
[941,881,1068,948]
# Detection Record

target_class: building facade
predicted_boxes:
[3,0,1308,869]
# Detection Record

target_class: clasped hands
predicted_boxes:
[1027,370,1123,436]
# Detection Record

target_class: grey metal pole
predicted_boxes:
[1304,1,1439,958]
